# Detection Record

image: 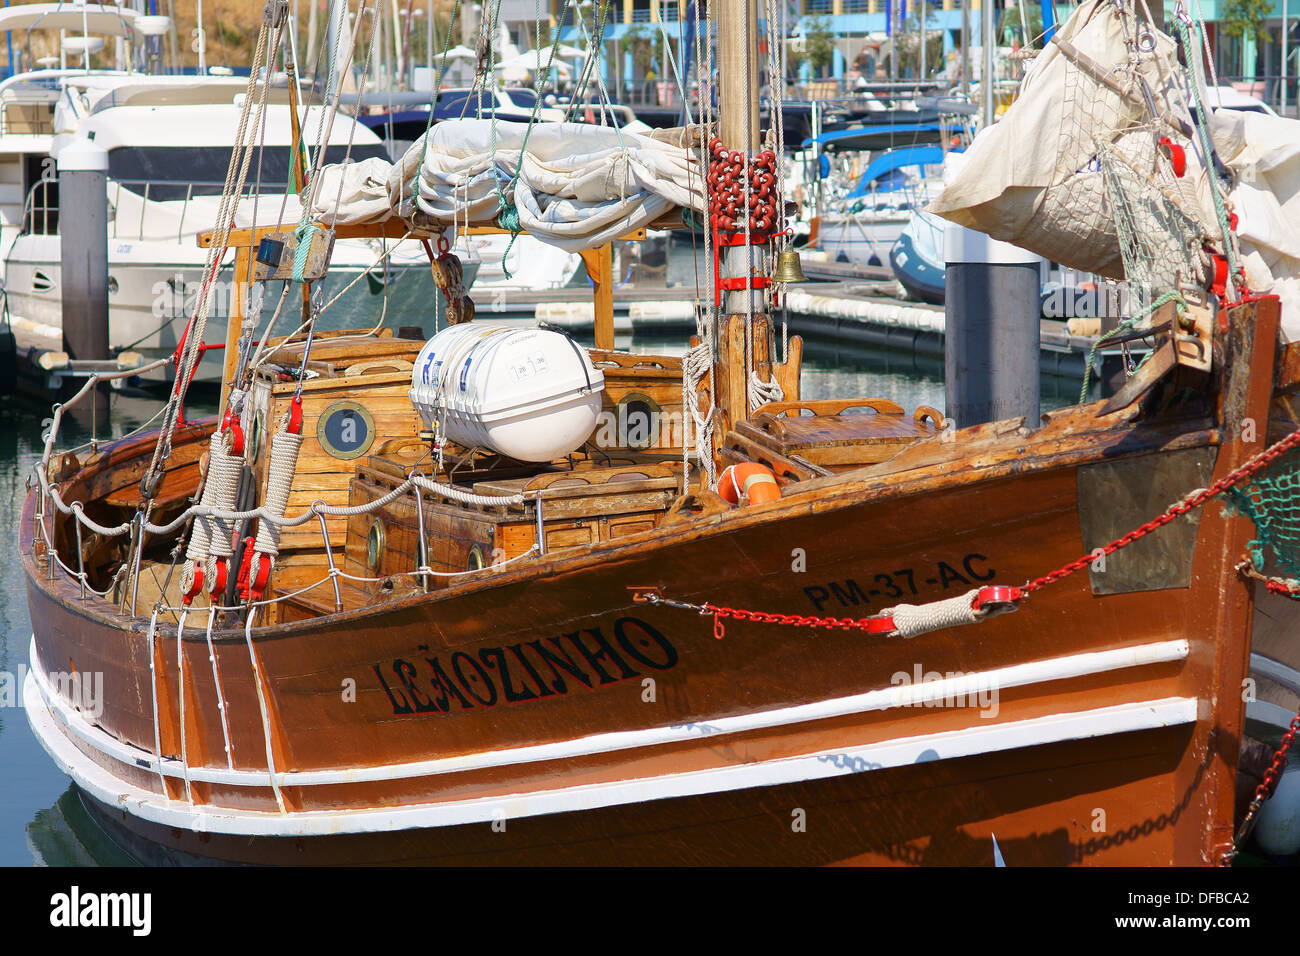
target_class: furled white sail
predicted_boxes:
[312,119,704,252]
[930,0,1215,282]
[932,0,1300,337]
[1212,109,1300,332]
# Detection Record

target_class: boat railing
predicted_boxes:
[16,177,233,243]
[33,365,550,616]
[628,4,681,21]
[108,179,231,243]
[18,177,58,237]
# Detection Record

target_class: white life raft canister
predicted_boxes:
[409,325,605,462]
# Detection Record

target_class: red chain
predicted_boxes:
[1260,716,1299,796]
[1239,711,1300,851]
[701,602,897,639]
[651,425,1300,853]
[1022,427,1300,596]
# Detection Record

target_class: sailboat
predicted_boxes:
[19,0,1300,865]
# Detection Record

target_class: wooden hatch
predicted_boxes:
[721,398,944,484]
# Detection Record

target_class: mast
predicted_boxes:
[919,0,926,84]
[981,0,994,128]
[307,0,320,71]
[710,0,799,442]
[716,0,759,315]
[196,0,207,73]
[961,0,969,99]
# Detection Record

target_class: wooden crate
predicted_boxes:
[475,466,681,557]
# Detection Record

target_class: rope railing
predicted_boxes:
[137,543,545,617]
[40,469,535,542]
[32,352,547,611]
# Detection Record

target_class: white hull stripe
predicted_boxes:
[28,637,1190,790]
[26,666,1197,838]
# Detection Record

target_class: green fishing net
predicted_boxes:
[1226,445,1300,588]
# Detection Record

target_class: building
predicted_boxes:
[491,0,1299,109]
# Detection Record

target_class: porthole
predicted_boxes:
[467,545,485,571]
[317,400,376,460]
[614,392,662,451]
[366,519,386,571]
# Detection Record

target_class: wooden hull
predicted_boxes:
[71,725,1192,866]
[23,401,1274,866]
[22,299,1289,865]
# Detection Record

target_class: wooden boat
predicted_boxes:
[20,0,1300,865]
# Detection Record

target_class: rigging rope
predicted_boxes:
[1172,9,1243,295]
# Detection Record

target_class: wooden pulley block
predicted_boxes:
[446,294,475,326]
[430,252,464,293]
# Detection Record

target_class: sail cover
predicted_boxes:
[930,0,1217,284]
[311,119,704,252]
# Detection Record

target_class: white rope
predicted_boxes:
[209,442,244,553]
[204,606,235,770]
[684,0,718,490]
[176,609,194,803]
[243,607,286,813]
[765,0,789,364]
[885,589,987,639]
[142,20,278,497]
[148,542,544,616]
[253,425,305,559]
[184,431,228,564]
[747,368,784,409]
[42,464,533,541]
[683,339,717,488]
[145,609,167,792]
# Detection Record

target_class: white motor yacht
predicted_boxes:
[4,73,478,381]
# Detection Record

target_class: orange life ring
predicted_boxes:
[718,463,781,505]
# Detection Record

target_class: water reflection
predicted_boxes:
[0,388,218,868]
[27,787,139,867]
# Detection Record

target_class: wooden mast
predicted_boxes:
[716,0,758,321]
[712,0,798,443]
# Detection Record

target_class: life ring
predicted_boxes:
[718,463,781,505]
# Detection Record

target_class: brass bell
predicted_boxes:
[771,247,808,284]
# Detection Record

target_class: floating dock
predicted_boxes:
[4,273,1129,395]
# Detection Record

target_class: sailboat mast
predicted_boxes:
[961,0,969,98]
[715,0,760,314]
[981,0,993,128]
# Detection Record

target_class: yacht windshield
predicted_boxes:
[106,143,390,199]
